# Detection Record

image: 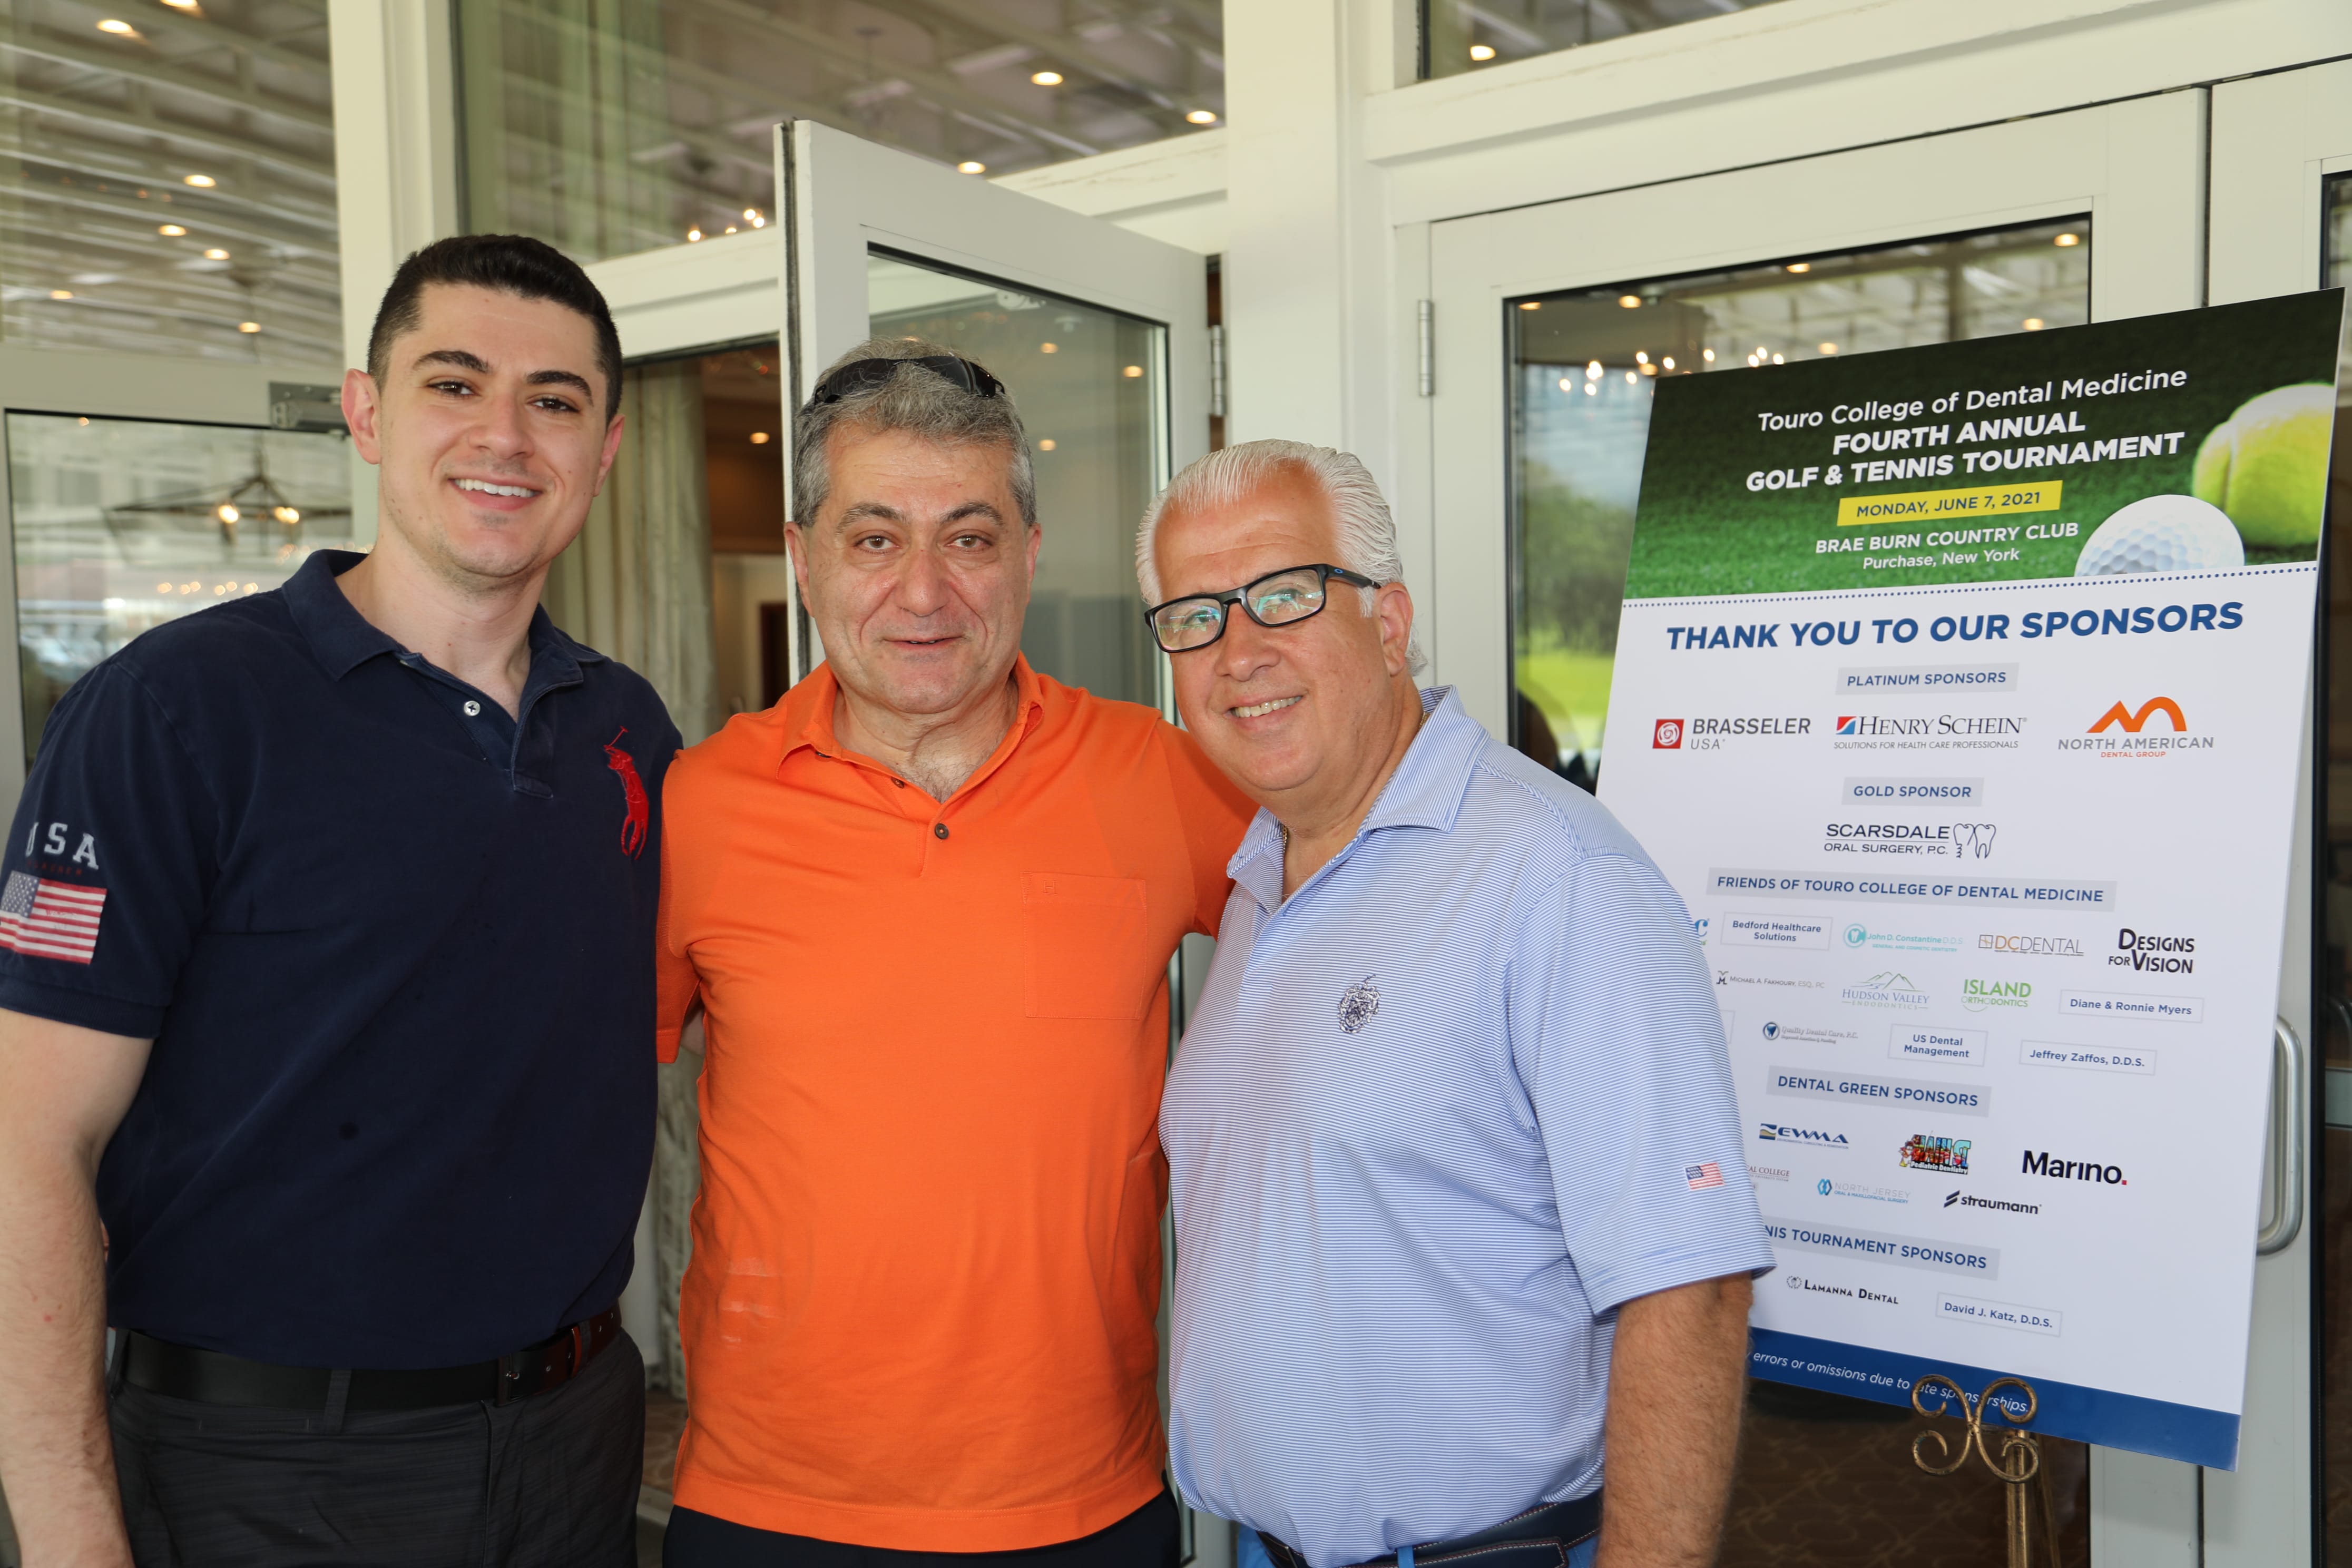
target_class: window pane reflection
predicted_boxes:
[9,413,354,760]
[0,0,340,364]
[457,0,1223,263]
[1423,0,1788,80]
[866,251,1166,710]
[1510,220,2091,786]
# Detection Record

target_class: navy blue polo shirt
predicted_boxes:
[0,549,679,1368]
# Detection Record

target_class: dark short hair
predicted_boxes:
[366,234,624,419]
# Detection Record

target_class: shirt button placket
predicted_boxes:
[933,822,949,840]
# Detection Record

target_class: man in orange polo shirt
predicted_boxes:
[656,338,1253,1567]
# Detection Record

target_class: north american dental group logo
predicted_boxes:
[2060,695,2217,758]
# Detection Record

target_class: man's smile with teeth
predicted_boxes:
[1232,695,1301,719]
[454,477,540,498]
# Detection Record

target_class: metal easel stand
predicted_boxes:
[1910,1374,2060,1568]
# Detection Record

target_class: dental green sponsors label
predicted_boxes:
[1625,291,2344,599]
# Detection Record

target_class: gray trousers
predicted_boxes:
[110,1329,644,1568]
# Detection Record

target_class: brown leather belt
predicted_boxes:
[117,1307,622,1411]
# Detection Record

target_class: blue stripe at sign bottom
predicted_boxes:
[1748,1328,2240,1469]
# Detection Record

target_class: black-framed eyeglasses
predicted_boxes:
[807,355,1007,408]
[1144,563,1385,653]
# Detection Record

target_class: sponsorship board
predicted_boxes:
[1599,291,2344,1467]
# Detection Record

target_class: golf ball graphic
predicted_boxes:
[2074,493,2245,577]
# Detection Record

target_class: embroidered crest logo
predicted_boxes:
[1337,976,1380,1034]
[603,728,649,858]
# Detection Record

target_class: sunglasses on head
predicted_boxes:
[807,355,1008,408]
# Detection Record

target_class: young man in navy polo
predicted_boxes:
[0,235,679,1566]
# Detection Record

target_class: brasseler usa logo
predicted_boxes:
[1653,719,1683,749]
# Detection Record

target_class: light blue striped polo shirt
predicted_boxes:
[1163,688,1774,1568]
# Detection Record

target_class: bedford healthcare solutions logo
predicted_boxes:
[2060,696,2216,758]
[1840,971,1930,1010]
[1962,978,2031,1012]
[1898,1133,1971,1173]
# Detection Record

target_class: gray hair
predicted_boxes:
[1136,439,1424,675]
[792,336,1036,527]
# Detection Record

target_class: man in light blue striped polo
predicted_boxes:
[1138,440,1775,1568]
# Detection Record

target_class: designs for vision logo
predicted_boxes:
[1337,976,1380,1034]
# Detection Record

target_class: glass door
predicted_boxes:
[2211,58,2352,1568]
[1425,94,2214,1568]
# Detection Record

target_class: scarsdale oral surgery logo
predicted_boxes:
[1962,978,2031,1012]
[1899,1133,1972,1173]
[1653,719,1683,749]
[2062,696,2214,758]
[1841,971,1930,1010]
[1820,820,1996,858]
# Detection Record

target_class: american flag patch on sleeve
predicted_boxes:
[1685,1162,1724,1191]
[0,871,105,964]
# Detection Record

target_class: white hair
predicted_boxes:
[1136,439,1425,675]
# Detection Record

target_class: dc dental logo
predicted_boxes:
[1653,719,1684,749]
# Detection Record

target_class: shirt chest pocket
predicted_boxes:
[1023,873,1153,1021]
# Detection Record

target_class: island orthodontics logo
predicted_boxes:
[1899,1133,1972,1173]
[1979,933,2084,958]
[1841,971,1930,1010]
[2022,1150,2126,1185]
[1962,978,2031,1013]
[2112,928,2195,974]
[1653,719,1683,749]
[2062,696,2214,759]
[1758,1121,1851,1150]
[1945,1190,2040,1217]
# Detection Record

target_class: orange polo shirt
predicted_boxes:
[655,656,1254,1552]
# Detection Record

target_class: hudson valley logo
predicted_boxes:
[1962,978,2031,1012]
[1899,1133,1971,1173]
[2111,928,2194,974]
[1840,971,1930,1010]
[2061,696,2214,757]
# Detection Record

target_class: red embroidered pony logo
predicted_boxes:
[604,728,649,858]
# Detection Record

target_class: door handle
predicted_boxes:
[2257,1015,2305,1256]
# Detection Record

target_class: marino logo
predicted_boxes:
[1653,719,1683,749]
[2112,928,2195,974]
[1899,1133,1971,1173]
[1962,978,2032,1012]
[1841,971,1930,1010]
[1336,977,1380,1034]
[2022,1150,2127,1185]
[2062,696,2214,757]
[1758,1122,1850,1150]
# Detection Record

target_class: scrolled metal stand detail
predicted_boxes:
[1910,1374,2061,1567]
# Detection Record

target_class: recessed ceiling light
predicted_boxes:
[237,320,260,333]
[1185,109,1218,125]
[157,223,185,236]
[1040,342,1057,354]
[749,432,770,445]
[217,504,239,523]
[1818,342,1838,355]
[1618,295,1640,309]
[48,289,72,300]
[2054,232,2080,247]
[183,173,215,188]
[1122,365,1143,378]
[203,247,228,260]
[272,506,299,524]
[957,161,986,174]
[1469,43,1496,60]
[1517,301,1540,310]
[1785,261,1810,273]
[160,0,200,9]
[2023,318,2045,331]
[1031,70,1063,85]
[1037,438,1056,451]
[687,227,703,242]
[96,19,136,35]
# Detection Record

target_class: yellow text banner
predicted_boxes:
[1837,481,2064,527]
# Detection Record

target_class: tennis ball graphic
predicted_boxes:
[2190,383,2335,547]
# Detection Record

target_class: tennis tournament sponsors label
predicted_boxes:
[1598,291,2345,1468]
